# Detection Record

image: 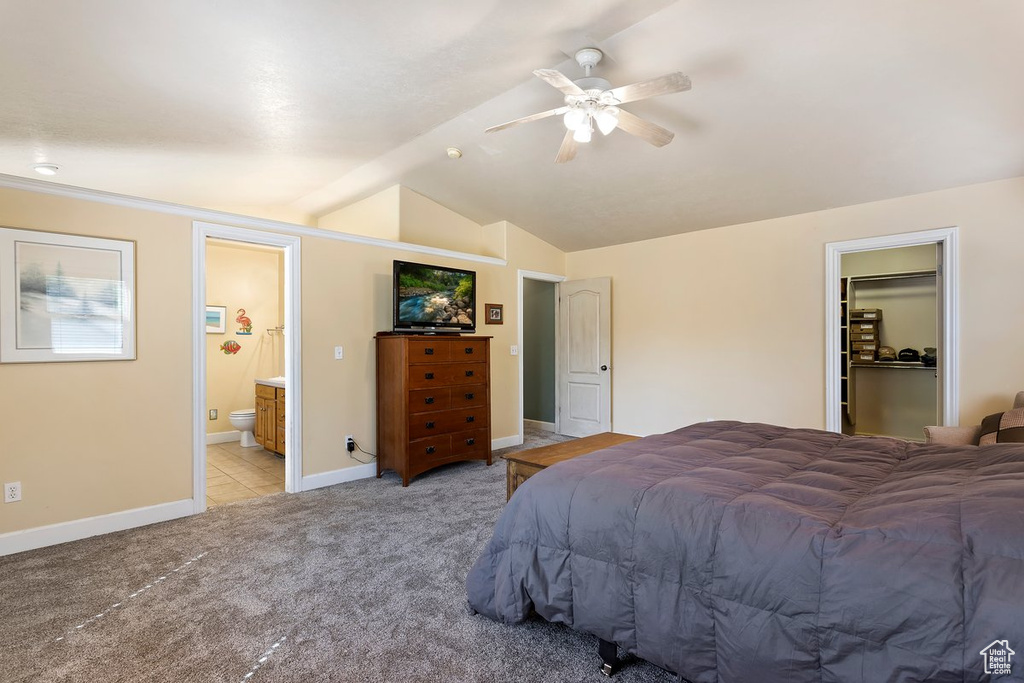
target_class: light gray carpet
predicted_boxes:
[1,432,674,683]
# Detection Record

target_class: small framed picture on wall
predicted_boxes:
[485,303,503,324]
[206,305,227,333]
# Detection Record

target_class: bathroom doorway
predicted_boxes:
[192,223,302,514]
[517,269,566,446]
[204,238,286,505]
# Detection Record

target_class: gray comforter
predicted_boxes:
[466,421,1024,682]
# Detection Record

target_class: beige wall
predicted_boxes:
[205,205,314,227]
[397,187,484,255]
[0,189,193,533]
[205,241,284,435]
[566,176,1024,437]
[317,185,401,240]
[0,186,564,535]
[299,219,565,477]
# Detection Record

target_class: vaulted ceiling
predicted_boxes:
[2,1,1023,251]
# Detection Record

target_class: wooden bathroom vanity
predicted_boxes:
[255,379,285,455]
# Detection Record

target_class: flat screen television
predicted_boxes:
[393,260,476,334]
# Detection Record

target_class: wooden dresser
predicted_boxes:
[375,333,492,486]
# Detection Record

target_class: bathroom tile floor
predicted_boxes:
[206,442,285,507]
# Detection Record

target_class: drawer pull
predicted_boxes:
[465,370,474,377]
[424,347,434,355]
[426,421,435,429]
[426,446,436,455]
[466,438,475,446]
[466,416,475,423]
[425,372,434,380]
[465,392,474,400]
[464,347,473,354]
[424,396,435,405]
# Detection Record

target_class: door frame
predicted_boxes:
[517,269,566,446]
[824,226,959,433]
[192,221,303,514]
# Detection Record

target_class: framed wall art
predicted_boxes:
[485,303,503,324]
[206,305,227,334]
[0,227,136,363]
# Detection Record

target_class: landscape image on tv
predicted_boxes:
[397,264,474,326]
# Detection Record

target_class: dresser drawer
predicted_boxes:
[450,428,489,456]
[447,362,486,385]
[408,435,451,464]
[443,406,488,432]
[408,387,450,414]
[453,339,486,360]
[408,339,451,363]
[408,410,449,440]
[450,384,486,409]
[256,384,276,399]
[408,364,452,389]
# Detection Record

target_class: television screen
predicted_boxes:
[393,260,476,333]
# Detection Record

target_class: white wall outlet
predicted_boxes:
[334,345,344,360]
[209,409,218,420]
[345,435,355,453]
[4,481,21,503]
[510,345,518,356]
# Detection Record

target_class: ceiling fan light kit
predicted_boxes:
[485,47,692,163]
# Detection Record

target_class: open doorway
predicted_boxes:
[192,223,302,514]
[523,279,557,433]
[204,238,286,505]
[825,228,959,437]
[517,269,565,446]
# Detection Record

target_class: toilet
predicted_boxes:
[229,409,258,447]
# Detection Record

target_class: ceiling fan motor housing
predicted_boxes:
[573,77,612,94]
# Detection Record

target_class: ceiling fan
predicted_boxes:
[486,48,691,163]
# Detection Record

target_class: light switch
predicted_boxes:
[334,345,344,360]
[510,345,518,356]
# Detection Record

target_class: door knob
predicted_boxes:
[600,365,608,371]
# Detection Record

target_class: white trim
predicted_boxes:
[825,227,960,433]
[0,173,507,267]
[301,463,377,491]
[0,499,193,557]
[517,269,566,446]
[492,435,522,450]
[206,430,240,445]
[193,223,304,517]
[524,419,556,432]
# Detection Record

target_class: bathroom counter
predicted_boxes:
[255,377,286,389]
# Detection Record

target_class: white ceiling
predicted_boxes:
[2,0,1023,251]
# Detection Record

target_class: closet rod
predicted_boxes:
[848,269,936,283]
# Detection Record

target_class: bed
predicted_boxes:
[466,421,1024,682]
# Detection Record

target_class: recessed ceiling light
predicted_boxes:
[446,147,462,160]
[33,163,59,176]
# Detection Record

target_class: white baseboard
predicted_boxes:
[524,419,556,432]
[0,498,194,557]
[492,435,522,450]
[301,463,377,491]
[206,430,240,445]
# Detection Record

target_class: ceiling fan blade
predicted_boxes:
[534,69,586,96]
[616,109,674,147]
[606,72,691,105]
[485,106,569,134]
[555,130,578,164]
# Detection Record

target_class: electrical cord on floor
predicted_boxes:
[349,439,376,464]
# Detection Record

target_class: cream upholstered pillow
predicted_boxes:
[979,407,1024,446]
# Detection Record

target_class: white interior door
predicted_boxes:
[935,242,945,425]
[557,277,611,437]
